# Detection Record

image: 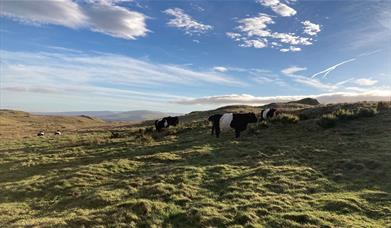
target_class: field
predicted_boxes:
[0,102,390,227]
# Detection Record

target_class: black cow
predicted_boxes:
[155,116,179,132]
[259,108,278,121]
[208,113,257,138]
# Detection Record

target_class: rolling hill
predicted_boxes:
[0,109,106,139]
[38,110,182,121]
[0,101,390,227]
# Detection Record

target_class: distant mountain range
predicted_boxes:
[37,110,182,122]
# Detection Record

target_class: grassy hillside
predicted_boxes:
[39,110,183,121]
[0,109,106,139]
[0,102,390,227]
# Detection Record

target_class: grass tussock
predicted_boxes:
[318,107,378,128]
[271,113,300,124]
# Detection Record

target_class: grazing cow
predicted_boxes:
[55,130,62,135]
[155,116,179,132]
[37,131,45,136]
[259,108,278,121]
[208,113,257,138]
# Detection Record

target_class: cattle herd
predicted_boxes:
[155,108,278,138]
[37,108,278,138]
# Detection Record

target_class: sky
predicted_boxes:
[0,0,390,113]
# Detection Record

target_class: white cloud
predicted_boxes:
[272,33,312,46]
[240,39,268,48]
[0,0,148,40]
[174,90,391,106]
[227,13,316,52]
[354,78,378,86]
[213,66,228,72]
[237,14,274,37]
[281,66,307,75]
[280,46,301,52]
[226,32,242,40]
[163,8,212,34]
[311,58,356,79]
[302,20,321,36]
[82,3,148,39]
[257,0,297,17]
[0,0,86,28]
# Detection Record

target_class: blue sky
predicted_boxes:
[0,0,390,113]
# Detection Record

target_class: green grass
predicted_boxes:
[0,105,390,227]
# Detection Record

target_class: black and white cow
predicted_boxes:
[37,131,45,136]
[54,130,62,135]
[259,108,278,121]
[208,113,257,138]
[155,116,179,132]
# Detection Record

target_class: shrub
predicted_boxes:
[356,107,378,118]
[334,109,356,121]
[317,114,337,128]
[271,113,299,124]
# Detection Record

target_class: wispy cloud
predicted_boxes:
[213,66,228,73]
[281,66,307,76]
[163,8,212,35]
[354,78,378,86]
[0,49,245,95]
[0,0,149,40]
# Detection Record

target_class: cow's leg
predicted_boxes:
[216,126,220,138]
[211,124,215,135]
[235,129,240,138]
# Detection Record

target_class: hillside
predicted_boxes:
[0,102,390,227]
[39,110,182,121]
[0,109,106,139]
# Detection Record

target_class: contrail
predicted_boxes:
[311,49,382,80]
[311,58,356,79]
[358,49,382,57]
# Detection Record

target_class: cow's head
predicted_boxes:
[172,117,179,126]
[166,116,179,126]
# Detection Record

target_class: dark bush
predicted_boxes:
[317,114,337,128]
